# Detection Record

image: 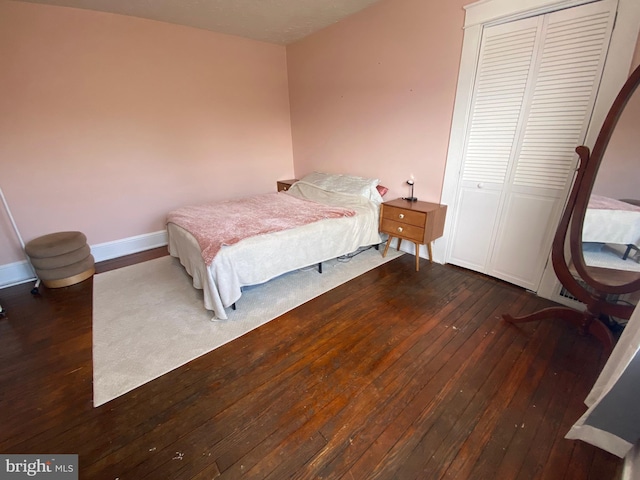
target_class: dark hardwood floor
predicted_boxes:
[0,249,622,479]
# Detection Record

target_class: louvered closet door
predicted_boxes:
[448,0,615,291]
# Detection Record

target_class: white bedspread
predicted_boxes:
[167,181,382,320]
[583,195,640,246]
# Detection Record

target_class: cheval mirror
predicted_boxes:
[504,63,640,353]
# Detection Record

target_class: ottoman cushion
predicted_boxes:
[25,231,88,258]
[29,244,91,270]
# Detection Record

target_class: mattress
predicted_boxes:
[583,195,640,247]
[167,180,382,320]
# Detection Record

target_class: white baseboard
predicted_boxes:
[392,237,446,265]
[0,260,37,289]
[90,230,167,263]
[0,230,168,289]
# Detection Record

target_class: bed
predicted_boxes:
[583,195,640,260]
[166,172,384,320]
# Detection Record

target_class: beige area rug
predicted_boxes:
[583,243,640,272]
[92,247,402,406]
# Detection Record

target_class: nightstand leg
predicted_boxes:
[414,242,420,271]
[397,238,402,251]
[427,242,433,263]
[382,236,393,258]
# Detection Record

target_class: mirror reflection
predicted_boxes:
[581,74,640,297]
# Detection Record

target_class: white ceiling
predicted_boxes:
[15,0,383,45]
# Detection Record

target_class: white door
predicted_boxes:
[447,1,616,291]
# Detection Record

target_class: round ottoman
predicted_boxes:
[25,231,95,288]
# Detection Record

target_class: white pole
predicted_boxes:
[0,186,39,284]
[0,186,26,249]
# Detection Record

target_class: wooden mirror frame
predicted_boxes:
[504,64,640,353]
[569,64,640,297]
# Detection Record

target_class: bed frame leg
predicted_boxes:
[231,303,236,311]
[318,262,322,274]
[623,244,638,260]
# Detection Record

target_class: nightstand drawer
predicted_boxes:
[381,205,426,227]
[381,218,425,243]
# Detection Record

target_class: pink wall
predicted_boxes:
[592,34,640,200]
[0,1,293,265]
[287,0,467,202]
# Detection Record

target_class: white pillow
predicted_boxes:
[300,172,384,203]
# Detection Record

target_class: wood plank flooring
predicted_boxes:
[0,249,623,479]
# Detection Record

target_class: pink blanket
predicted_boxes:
[588,194,640,212]
[167,192,355,265]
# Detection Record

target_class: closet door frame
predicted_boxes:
[437,0,640,299]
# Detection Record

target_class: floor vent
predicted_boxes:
[559,277,622,305]
[559,286,582,303]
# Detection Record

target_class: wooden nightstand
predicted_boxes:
[277,179,298,192]
[380,198,447,271]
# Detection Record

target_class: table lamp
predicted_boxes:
[404,178,417,202]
